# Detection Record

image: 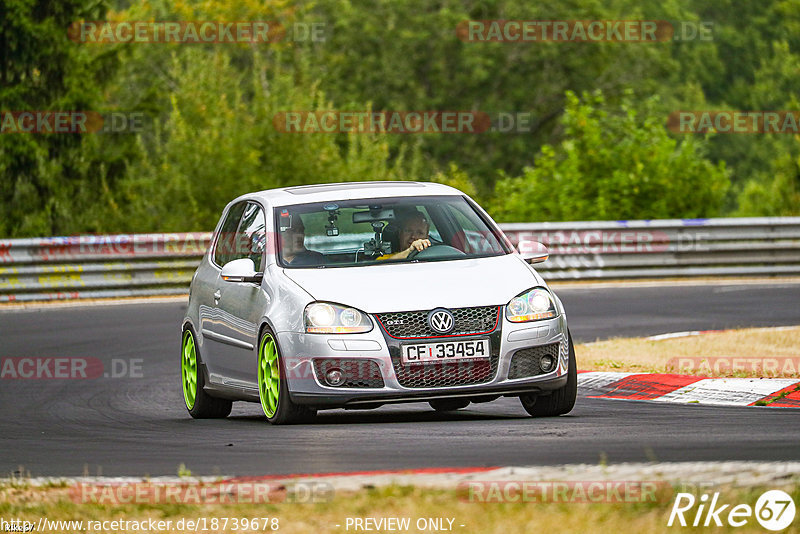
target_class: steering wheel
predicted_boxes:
[407,244,466,260]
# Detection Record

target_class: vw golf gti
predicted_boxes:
[181,181,576,424]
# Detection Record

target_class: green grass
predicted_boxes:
[1,482,798,533]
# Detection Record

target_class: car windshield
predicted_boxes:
[276,195,509,268]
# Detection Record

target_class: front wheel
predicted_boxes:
[181,328,232,419]
[258,329,316,425]
[520,331,577,417]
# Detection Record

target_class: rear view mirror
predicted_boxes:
[517,240,549,264]
[221,258,263,284]
[352,208,395,224]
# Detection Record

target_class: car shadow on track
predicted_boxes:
[224,408,552,426]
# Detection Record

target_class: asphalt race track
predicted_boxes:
[1,282,799,477]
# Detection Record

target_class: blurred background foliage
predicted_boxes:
[1,0,799,236]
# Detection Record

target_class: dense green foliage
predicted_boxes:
[0,0,131,236]
[1,0,799,236]
[490,91,729,221]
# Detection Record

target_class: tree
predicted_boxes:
[490,90,729,222]
[0,0,129,236]
[737,150,800,216]
[304,0,684,196]
[104,47,414,232]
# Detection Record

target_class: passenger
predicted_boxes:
[380,210,431,260]
[280,216,325,266]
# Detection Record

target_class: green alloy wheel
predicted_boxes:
[181,328,232,419]
[258,333,281,417]
[182,330,198,409]
[258,329,316,425]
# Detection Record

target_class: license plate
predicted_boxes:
[401,339,490,364]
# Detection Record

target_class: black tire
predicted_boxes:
[520,331,577,417]
[181,328,232,419]
[429,399,470,412]
[257,328,316,425]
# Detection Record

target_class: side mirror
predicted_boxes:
[221,258,263,284]
[517,240,549,264]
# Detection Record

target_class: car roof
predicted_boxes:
[236,181,465,208]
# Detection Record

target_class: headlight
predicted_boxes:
[505,288,557,322]
[304,302,373,334]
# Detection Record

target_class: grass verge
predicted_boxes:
[1,482,798,533]
[577,325,800,377]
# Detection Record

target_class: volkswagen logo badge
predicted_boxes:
[427,308,455,334]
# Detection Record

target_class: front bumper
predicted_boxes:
[278,312,570,408]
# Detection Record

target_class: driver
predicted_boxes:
[379,210,431,260]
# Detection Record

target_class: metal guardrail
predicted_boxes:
[0,233,210,302]
[501,217,800,279]
[1,218,799,302]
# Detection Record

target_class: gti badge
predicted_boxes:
[427,308,455,334]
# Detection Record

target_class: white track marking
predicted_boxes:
[654,378,800,406]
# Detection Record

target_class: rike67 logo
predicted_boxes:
[668,490,796,531]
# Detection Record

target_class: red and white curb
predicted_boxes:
[578,372,800,407]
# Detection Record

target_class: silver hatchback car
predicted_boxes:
[181,181,576,424]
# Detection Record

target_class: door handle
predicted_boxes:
[213,289,221,304]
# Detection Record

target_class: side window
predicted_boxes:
[213,202,246,267]
[235,203,267,270]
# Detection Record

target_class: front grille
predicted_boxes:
[312,359,385,388]
[383,328,502,388]
[392,357,498,388]
[375,306,500,339]
[507,343,560,379]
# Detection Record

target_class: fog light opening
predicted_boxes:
[325,368,346,387]
[540,355,556,373]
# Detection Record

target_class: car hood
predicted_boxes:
[281,254,544,313]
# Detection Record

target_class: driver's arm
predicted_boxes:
[383,238,430,260]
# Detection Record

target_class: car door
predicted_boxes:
[199,201,246,383]
[213,201,270,387]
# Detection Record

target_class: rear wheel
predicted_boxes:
[520,331,577,417]
[258,329,316,425]
[429,399,470,412]
[181,328,232,419]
